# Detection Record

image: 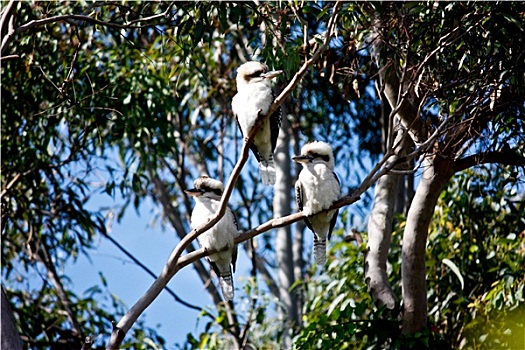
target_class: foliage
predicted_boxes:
[181,276,288,350]
[293,232,388,350]
[293,165,524,350]
[427,165,525,349]
[1,1,524,348]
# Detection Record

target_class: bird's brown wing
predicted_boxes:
[295,180,314,233]
[327,172,341,240]
[235,114,262,162]
[230,208,239,273]
[270,90,282,153]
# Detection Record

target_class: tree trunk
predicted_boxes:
[273,116,297,347]
[401,155,453,333]
[1,287,22,350]
[365,125,411,309]
[365,170,399,309]
[291,120,305,325]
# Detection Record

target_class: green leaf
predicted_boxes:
[327,293,346,318]
[442,258,464,290]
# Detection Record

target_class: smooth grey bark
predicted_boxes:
[1,287,22,350]
[365,170,399,309]
[396,163,415,215]
[365,124,412,309]
[291,128,305,326]
[273,116,297,347]
[292,223,305,321]
[401,155,453,333]
[374,25,430,330]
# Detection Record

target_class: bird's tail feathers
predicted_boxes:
[219,272,234,301]
[259,156,276,186]
[313,238,327,266]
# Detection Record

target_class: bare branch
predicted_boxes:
[171,155,401,274]
[126,2,177,25]
[0,54,19,61]
[36,241,83,338]
[453,150,525,173]
[106,4,343,347]
[100,230,202,311]
[109,139,392,347]
[0,0,17,56]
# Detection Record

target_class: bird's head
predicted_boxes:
[235,61,282,87]
[292,141,335,170]
[185,176,224,200]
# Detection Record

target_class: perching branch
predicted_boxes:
[106,3,343,348]
[108,128,403,347]
[163,140,409,274]
[106,140,397,348]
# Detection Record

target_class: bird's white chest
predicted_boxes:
[232,83,274,135]
[299,164,340,215]
[190,200,237,252]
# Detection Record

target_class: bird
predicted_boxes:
[293,141,341,265]
[232,61,283,186]
[185,176,239,301]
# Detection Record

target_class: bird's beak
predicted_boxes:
[292,155,313,164]
[261,70,283,79]
[184,188,204,197]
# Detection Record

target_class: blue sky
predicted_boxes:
[67,194,257,348]
[67,198,210,347]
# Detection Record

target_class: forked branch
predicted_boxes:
[106,3,343,348]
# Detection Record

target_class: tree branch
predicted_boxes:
[453,150,525,173]
[0,0,17,56]
[101,230,202,311]
[1,4,175,55]
[107,140,395,348]
[106,4,343,347]
[36,241,83,338]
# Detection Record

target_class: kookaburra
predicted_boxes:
[232,61,283,186]
[185,176,239,301]
[293,141,340,265]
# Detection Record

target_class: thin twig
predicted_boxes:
[101,231,203,311]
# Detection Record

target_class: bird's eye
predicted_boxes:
[310,152,330,162]
[248,70,264,78]
[212,189,223,196]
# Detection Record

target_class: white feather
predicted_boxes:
[188,177,239,300]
